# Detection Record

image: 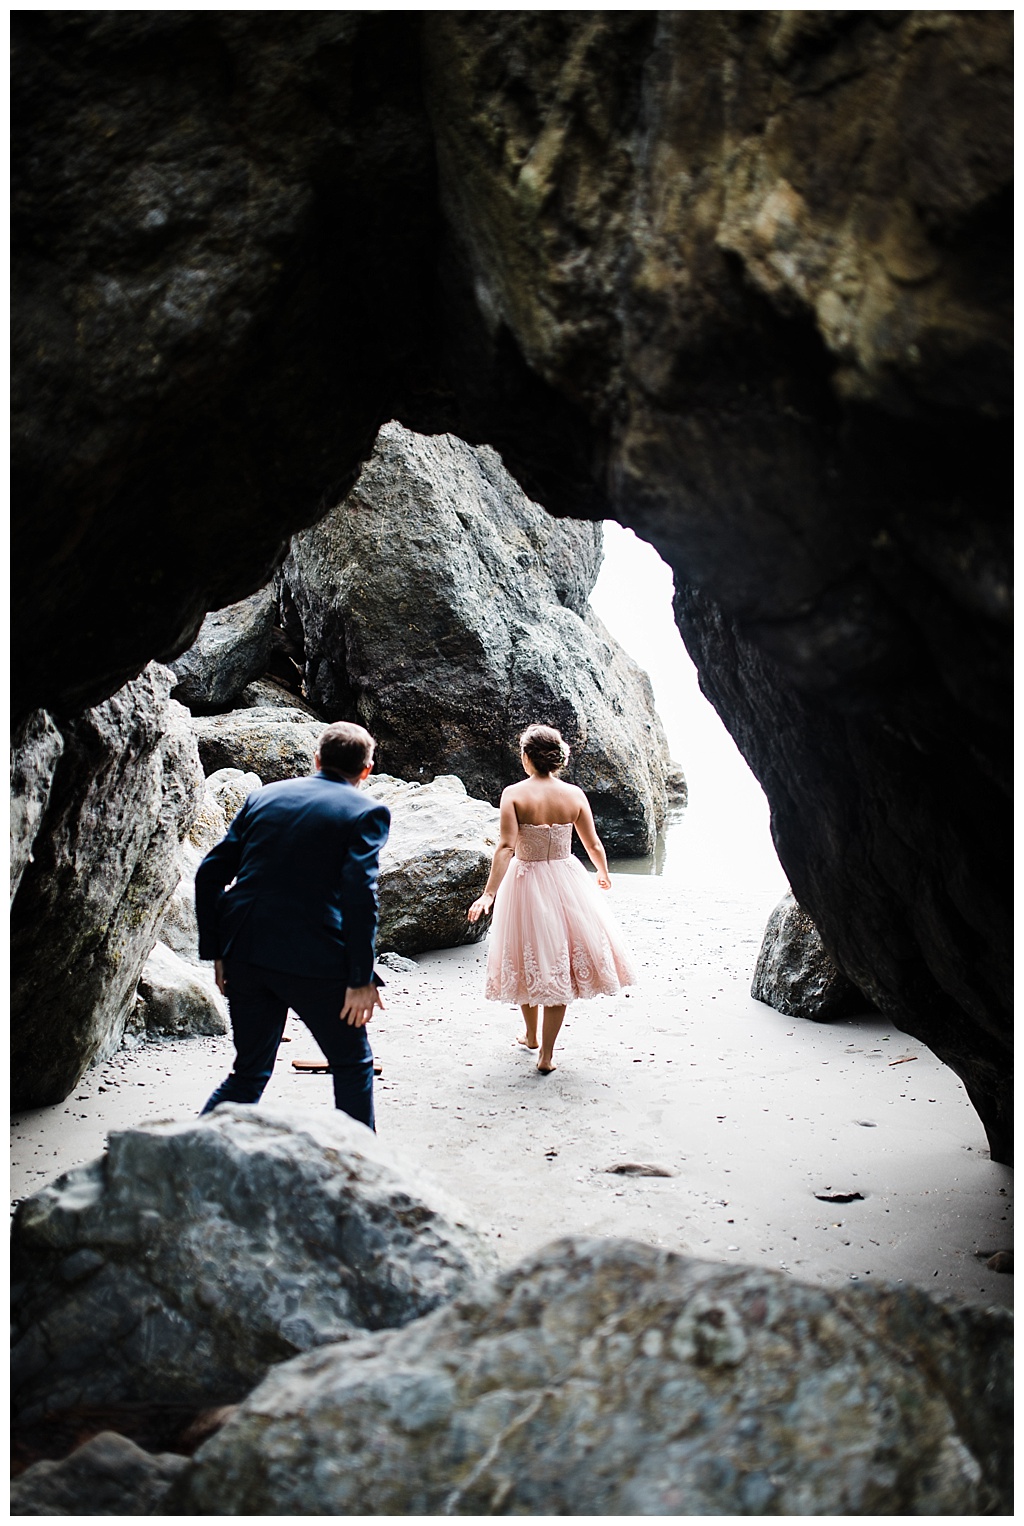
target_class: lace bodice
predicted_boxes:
[515,821,573,862]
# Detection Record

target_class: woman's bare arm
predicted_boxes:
[467,791,520,921]
[573,791,612,889]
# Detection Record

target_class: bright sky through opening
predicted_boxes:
[590,522,788,903]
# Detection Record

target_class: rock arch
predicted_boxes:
[11,12,1011,1158]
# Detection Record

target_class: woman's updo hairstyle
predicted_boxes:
[520,724,570,776]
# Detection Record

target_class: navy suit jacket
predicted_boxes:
[194,772,391,986]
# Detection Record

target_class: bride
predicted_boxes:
[467,724,635,1074]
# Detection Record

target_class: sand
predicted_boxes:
[11,875,1012,1310]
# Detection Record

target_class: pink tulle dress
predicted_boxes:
[484,822,636,1007]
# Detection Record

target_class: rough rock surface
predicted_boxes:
[164,1236,1012,1516]
[11,1106,497,1423]
[283,423,672,854]
[365,774,500,956]
[751,892,866,1022]
[191,707,323,783]
[12,13,1012,1154]
[134,942,227,1039]
[151,767,261,967]
[235,676,321,714]
[11,665,205,1110]
[11,1431,188,1517]
[10,709,64,906]
[12,12,437,720]
[169,586,278,711]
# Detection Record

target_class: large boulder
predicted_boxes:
[366,774,499,955]
[11,1432,188,1517]
[751,892,866,1021]
[164,1236,1012,1516]
[191,707,323,783]
[151,766,262,967]
[235,675,321,713]
[10,709,64,906]
[10,665,205,1109]
[168,586,278,711]
[283,422,673,854]
[11,1106,498,1424]
[134,942,227,1039]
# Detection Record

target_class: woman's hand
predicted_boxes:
[596,871,611,890]
[467,892,495,923]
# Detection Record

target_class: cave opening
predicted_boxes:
[590,521,786,904]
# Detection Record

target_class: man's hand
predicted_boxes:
[214,959,227,995]
[341,983,385,1027]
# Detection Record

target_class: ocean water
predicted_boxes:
[589,522,788,904]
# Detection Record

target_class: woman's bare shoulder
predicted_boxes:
[558,780,589,812]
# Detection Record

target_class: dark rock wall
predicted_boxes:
[11,13,1011,1154]
[12,11,437,718]
[420,12,1013,1160]
[11,667,204,1109]
[676,585,1011,1159]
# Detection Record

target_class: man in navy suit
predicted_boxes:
[195,720,390,1129]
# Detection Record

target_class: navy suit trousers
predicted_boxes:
[201,960,375,1130]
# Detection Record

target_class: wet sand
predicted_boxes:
[11,875,1012,1310]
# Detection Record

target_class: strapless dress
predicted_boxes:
[484,822,635,1006]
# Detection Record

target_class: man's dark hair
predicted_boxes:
[318,721,375,779]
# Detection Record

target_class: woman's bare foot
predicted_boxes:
[536,1056,557,1074]
[516,1034,539,1050]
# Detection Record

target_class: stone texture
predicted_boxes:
[283,423,672,854]
[134,942,227,1039]
[169,586,278,711]
[10,665,205,1110]
[191,707,323,784]
[751,891,866,1021]
[10,709,64,906]
[675,585,1011,1159]
[365,774,500,956]
[235,676,321,714]
[11,1431,187,1517]
[11,1107,497,1425]
[665,763,688,805]
[163,1236,1012,1516]
[11,13,1012,1154]
[152,767,261,967]
[12,12,437,720]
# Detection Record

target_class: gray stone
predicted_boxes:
[191,706,323,783]
[11,1431,188,1516]
[169,586,278,711]
[152,767,261,965]
[135,942,227,1038]
[11,665,205,1109]
[365,773,500,956]
[751,891,866,1021]
[10,709,65,907]
[282,423,673,855]
[235,675,321,714]
[11,1106,497,1423]
[376,951,420,975]
[665,763,689,804]
[162,1236,1012,1516]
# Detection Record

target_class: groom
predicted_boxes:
[195,720,390,1129]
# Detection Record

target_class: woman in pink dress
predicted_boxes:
[467,724,635,1073]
